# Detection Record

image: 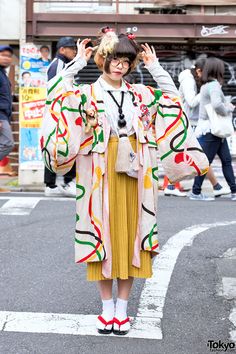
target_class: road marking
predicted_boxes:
[0,196,75,215]
[0,197,41,215]
[220,277,236,342]
[230,308,236,342]
[0,221,235,338]
[217,248,236,343]
[135,221,236,339]
[219,276,236,343]
[0,196,75,202]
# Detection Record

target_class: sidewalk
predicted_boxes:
[0,175,44,193]
[0,174,229,195]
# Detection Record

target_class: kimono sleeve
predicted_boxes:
[41,60,89,175]
[155,91,209,183]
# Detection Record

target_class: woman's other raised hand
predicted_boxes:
[76,38,96,62]
[141,43,157,66]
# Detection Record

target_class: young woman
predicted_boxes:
[41,29,208,335]
[178,57,229,200]
[190,57,236,201]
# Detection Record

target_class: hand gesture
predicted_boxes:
[76,38,95,62]
[141,43,157,66]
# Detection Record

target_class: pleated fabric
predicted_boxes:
[87,135,152,281]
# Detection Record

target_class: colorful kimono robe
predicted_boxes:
[41,57,209,278]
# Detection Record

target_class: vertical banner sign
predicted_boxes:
[19,43,51,169]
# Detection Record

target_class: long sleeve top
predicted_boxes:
[196,80,234,136]
[58,56,179,138]
[178,69,200,125]
[0,66,12,121]
[41,55,209,277]
[47,53,70,81]
[97,60,179,136]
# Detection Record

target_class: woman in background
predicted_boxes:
[190,57,236,201]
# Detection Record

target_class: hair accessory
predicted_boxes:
[102,26,114,34]
[96,28,119,58]
[127,33,135,40]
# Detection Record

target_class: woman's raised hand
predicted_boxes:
[76,38,95,62]
[141,43,157,66]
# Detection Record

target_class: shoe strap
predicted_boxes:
[113,317,130,328]
[97,315,114,326]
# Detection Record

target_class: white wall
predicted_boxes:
[0,0,21,40]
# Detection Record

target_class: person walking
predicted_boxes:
[44,37,78,197]
[176,57,229,198]
[164,59,208,197]
[41,28,208,335]
[190,56,236,201]
[0,45,14,161]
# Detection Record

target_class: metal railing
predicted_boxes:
[33,0,156,15]
[32,0,236,15]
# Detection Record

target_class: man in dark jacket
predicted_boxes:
[0,45,14,160]
[44,37,77,197]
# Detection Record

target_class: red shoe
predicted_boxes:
[96,315,113,334]
[113,317,130,335]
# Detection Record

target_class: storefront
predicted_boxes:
[18,0,236,183]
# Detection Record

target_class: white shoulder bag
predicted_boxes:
[205,104,234,138]
[205,83,234,138]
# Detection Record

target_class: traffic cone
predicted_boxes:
[0,157,16,176]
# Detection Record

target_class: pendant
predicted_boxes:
[118,119,126,128]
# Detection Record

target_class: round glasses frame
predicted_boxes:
[110,58,131,69]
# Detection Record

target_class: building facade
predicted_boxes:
[2,0,236,177]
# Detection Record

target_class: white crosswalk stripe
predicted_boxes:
[217,248,236,343]
[0,222,235,340]
[220,277,236,342]
[0,196,75,215]
[0,197,41,215]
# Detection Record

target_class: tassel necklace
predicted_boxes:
[107,89,138,175]
[107,91,127,131]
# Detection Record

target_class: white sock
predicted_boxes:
[101,298,115,320]
[115,298,128,319]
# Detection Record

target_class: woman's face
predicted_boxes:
[104,57,130,81]
[196,68,202,78]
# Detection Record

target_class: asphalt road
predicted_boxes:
[0,192,235,354]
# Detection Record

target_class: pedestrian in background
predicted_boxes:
[44,36,77,197]
[42,29,208,335]
[178,57,229,198]
[190,57,236,201]
[164,57,228,198]
[0,45,14,161]
[163,59,206,197]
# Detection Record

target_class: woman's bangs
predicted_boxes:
[113,39,138,62]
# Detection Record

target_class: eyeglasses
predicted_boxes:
[110,57,131,69]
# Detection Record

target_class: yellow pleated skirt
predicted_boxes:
[87,135,152,281]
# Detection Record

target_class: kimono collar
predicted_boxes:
[98,76,128,93]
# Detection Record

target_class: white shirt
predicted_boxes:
[98,77,135,136]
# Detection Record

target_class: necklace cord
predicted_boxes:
[107,90,127,129]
